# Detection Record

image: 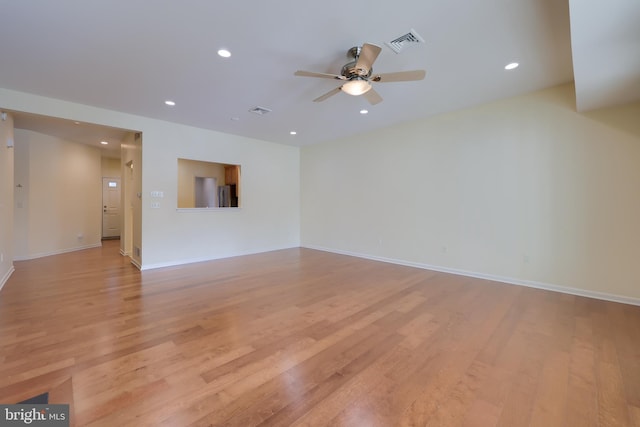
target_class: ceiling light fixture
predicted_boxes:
[218,49,231,58]
[360,109,369,115]
[290,131,297,135]
[341,78,372,96]
[505,62,519,70]
[165,100,176,106]
[100,141,109,145]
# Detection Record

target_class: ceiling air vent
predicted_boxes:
[386,29,425,54]
[249,106,272,116]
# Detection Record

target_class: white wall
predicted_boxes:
[101,157,121,178]
[13,129,102,259]
[301,84,640,302]
[0,112,14,290]
[0,87,300,270]
[141,119,300,268]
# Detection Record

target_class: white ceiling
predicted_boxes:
[0,0,637,149]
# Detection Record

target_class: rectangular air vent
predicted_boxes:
[386,29,425,54]
[249,106,272,115]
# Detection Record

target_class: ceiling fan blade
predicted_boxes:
[313,86,342,102]
[363,87,383,105]
[355,43,382,74]
[295,70,346,80]
[371,70,426,82]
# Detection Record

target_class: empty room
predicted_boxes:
[1,1,639,426]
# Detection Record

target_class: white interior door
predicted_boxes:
[102,177,121,238]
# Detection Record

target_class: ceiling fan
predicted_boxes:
[295,43,426,105]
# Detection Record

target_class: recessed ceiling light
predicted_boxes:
[360,109,369,114]
[505,62,519,70]
[165,100,176,106]
[100,141,109,145]
[218,49,231,58]
[290,131,297,135]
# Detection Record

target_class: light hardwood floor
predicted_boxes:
[1,240,639,426]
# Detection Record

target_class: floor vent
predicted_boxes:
[386,29,425,54]
[249,106,272,116]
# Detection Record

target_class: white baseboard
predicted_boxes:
[139,245,300,271]
[130,257,142,270]
[13,243,103,261]
[0,265,15,293]
[303,245,640,307]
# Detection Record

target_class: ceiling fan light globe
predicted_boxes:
[342,79,372,96]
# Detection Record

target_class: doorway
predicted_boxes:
[102,177,121,239]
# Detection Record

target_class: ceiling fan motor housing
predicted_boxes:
[341,61,372,79]
[344,46,373,78]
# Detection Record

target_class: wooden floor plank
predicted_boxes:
[0,241,638,426]
[564,333,598,427]
[528,350,570,427]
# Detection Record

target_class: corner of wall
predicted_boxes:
[0,111,15,290]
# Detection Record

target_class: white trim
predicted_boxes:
[140,245,298,271]
[13,243,103,261]
[303,245,640,307]
[0,265,15,292]
[130,258,142,270]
